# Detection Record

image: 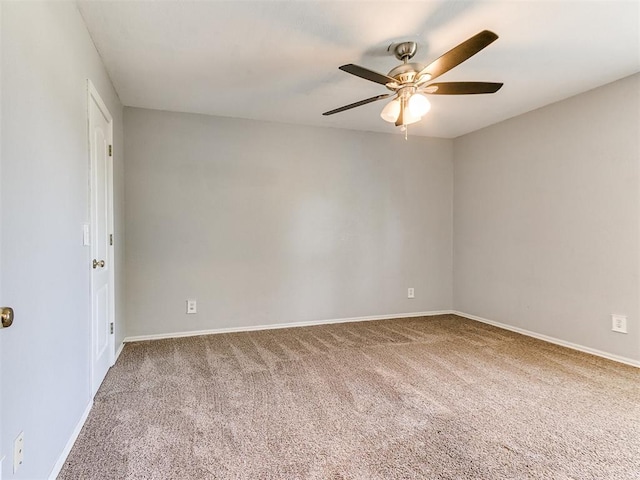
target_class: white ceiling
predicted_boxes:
[77,0,640,138]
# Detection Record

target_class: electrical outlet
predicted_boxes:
[186,299,197,314]
[407,288,415,299]
[611,314,627,334]
[13,432,24,474]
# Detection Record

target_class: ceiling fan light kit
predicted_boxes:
[323,30,504,138]
[380,89,430,124]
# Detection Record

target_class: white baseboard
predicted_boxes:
[114,341,125,363]
[124,310,453,343]
[453,310,640,368]
[48,400,93,480]
[123,309,638,368]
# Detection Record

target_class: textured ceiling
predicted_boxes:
[77,1,640,138]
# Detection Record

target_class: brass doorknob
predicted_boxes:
[1,307,14,328]
[92,259,105,269]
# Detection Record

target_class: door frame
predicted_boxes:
[87,80,115,396]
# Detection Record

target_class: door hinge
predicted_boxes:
[110,322,114,334]
[109,234,113,246]
[108,145,113,157]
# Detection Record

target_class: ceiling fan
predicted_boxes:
[323,30,503,134]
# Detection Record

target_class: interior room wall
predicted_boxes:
[1,2,124,478]
[453,73,640,363]
[124,108,453,338]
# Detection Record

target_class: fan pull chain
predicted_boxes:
[400,124,408,140]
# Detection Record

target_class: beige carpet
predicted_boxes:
[59,314,639,479]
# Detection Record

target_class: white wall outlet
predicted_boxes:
[186,299,197,314]
[13,431,24,473]
[611,314,627,333]
[407,288,415,299]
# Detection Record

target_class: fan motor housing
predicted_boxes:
[387,63,426,85]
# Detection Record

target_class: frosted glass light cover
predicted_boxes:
[408,93,431,117]
[380,99,401,123]
[403,107,422,125]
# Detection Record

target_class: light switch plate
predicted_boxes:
[82,224,90,246]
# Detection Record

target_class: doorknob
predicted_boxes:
[1,307,14,328]
[93,259,105,269]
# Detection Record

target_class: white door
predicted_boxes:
[1,1,5,468]
[0,207,4,476]
[88,81,115,397]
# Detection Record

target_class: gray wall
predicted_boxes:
[124,108,453,337]
[453,73,640,362]
[1,2,124,478]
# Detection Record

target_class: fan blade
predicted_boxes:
[339,64,397,86]
[416,30,498,83]
[322,93,393,116]
[425,82,503,95]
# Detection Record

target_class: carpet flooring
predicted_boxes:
[59,314,640,479]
